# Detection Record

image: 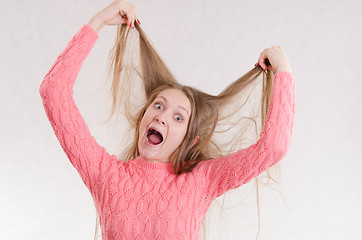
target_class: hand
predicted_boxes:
[88,0,139,33]
[255,46,292,74]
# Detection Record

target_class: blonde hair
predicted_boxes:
[94,21,281,240]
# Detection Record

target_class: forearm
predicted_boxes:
[200,71,295,198]
[40,25,98,95]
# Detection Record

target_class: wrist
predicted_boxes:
[87,16,105,33]
[275,65,292,74]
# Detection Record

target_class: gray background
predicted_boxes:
[1,0,361,239]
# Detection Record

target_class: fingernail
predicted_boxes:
[137,19,141,25]
[129,22,132,28]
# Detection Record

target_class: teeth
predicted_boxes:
[146,128,164,144]
[149,128,157,134]
[148,128,159,136]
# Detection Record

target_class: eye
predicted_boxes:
[174,114,183,122]
[154,103,163,110]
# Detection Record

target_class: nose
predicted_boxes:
[155,116,166,125]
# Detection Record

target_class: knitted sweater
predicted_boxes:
[39,25,295,240]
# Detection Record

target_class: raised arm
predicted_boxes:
[39,1,141,193]
[39,25,119,192]
[198,47,295,199]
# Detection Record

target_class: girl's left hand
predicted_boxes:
[255,46,292,74]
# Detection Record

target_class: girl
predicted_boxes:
[39,0,295,239]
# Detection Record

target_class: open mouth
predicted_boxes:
[146,128,164,145]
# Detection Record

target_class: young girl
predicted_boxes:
[39,0,295,239]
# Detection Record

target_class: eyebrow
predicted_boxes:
[157,96,190,116]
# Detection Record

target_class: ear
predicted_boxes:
[192,136,199,147]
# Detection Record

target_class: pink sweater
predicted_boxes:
[39,25,295,240]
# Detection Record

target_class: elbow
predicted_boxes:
[39,77,54,100]
[275,136,292,160]
[39,77,47,99]
[39,83,46,99]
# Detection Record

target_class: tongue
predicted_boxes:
[148,133,162,145]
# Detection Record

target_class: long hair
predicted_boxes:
[95,21,280,240]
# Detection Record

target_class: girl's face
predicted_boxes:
[138,88,191,163]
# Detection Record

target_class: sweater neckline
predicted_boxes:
[133,156,174,172]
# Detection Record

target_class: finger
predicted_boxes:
[131,16,136,28]
[119,11,127,18]
[121,7,132,27]
[118,11,127,24]
[259,62,268,71]
[134,13,140,26]
[129,6,136,28]
[131,13,136,28]
[258,53,268,71]
[130,11,136,28]
[126,9,132,28]
[118,8,129,24]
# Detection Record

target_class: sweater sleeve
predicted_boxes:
[199,71,295,199]
[39,25,120,192]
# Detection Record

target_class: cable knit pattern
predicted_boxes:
[39,25,295,240]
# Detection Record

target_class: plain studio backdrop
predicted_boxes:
[1,0,361,239]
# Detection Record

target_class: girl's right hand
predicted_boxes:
[88,0,139,33]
